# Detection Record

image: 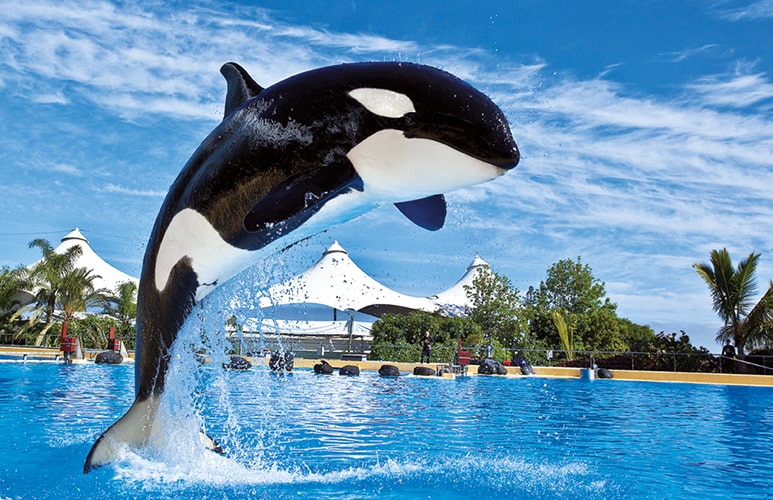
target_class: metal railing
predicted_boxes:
[366,344,773,375]
[221,335,773,375]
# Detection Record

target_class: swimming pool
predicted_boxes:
[1,360,772,499]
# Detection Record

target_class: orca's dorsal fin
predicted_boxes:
[394,194,447,231]
[220,62,264,119]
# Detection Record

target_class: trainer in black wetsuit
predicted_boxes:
[722,340,736,373]
[421,331,432,363]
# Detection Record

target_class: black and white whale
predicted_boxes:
[84,61,520,472]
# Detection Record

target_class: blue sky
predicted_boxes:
[1,0,771,349]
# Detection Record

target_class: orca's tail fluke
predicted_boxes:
[83,396,222,474]
[84,396,158,473]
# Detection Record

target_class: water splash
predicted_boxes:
[109,450,613,499]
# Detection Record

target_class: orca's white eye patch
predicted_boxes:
[348,88,416,118]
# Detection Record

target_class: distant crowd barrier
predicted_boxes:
[200,335,773,375]
[365,344,773,375]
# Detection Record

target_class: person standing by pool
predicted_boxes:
[722,340,736,373]
[420,331,432,363]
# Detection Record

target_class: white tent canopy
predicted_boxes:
[14,230,487,341]
[242,318,373,337]
[431,254,490,316]
[16,229,138,306]
[51,229,138,291]
[258,241,489,317]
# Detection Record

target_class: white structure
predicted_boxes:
[252,241,490,339]
[49,228,138,292]
[16,228,138,306]
[14,230,488,347]
[259,241,435,315]
[430,254,491,316]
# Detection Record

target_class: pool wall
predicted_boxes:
[2,346,771,386]
[289,359,773,386]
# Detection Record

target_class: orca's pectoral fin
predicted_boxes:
[245,165,358,232]
[394,194,447,231]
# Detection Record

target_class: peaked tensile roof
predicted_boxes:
[431,254,490,316]
[259,241,489,317]
[13,228,138,309]
[42,228,138,292]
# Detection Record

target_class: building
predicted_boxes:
[14,228,138,307]
[232,241,490,356]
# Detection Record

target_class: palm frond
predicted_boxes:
[741,280,773,351]
[552,310,574,361]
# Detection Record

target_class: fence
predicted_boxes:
[223,334,773,375]
[365,343,773,375]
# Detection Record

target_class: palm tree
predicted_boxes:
[552,310,574,361]
[741,281,773,351]
[104,280,137,326]
[23,238,84,327]
[693,249,765,355]
[0,265,27,314]
[56,267,110,323]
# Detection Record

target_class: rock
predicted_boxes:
[413,366,435,376]
[94,350,123,364]
[314,360,335,374]
[223,355,252,370]
[378,364,400,377]
[478,358,508,375]
[339,364,360,376]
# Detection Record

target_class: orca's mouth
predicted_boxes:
[400,112,520,170]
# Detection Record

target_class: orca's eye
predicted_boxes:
[348,88,416,118]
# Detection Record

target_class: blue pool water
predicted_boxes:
[1,360,772,499]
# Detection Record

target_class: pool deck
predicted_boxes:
[290,359,773,387]
[1,346,771,386]
[0,345,134,363]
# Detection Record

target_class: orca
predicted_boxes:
[84,61,519,473]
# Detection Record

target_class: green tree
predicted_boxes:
[22,238,84,328]
[541,257,607,314]
[104,280,138,328]
[57,267,110,323]
[0,266,28,344]
[464,267,528,348]
[645,331,714,372]
[693,249,771,354]
[369,310,482,363]
[526,257,626,352]
[618,317,656,350]
[0,265,27,315]
[370,310,442,362]
[67,315,117,350]
[742,281,773,350]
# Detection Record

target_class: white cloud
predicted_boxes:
[687,69,773,108]
[31,92,68,105]
[103,183,167,197]
[717,0,773,20]
[48,163,83,176]
[659,44,720,63]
